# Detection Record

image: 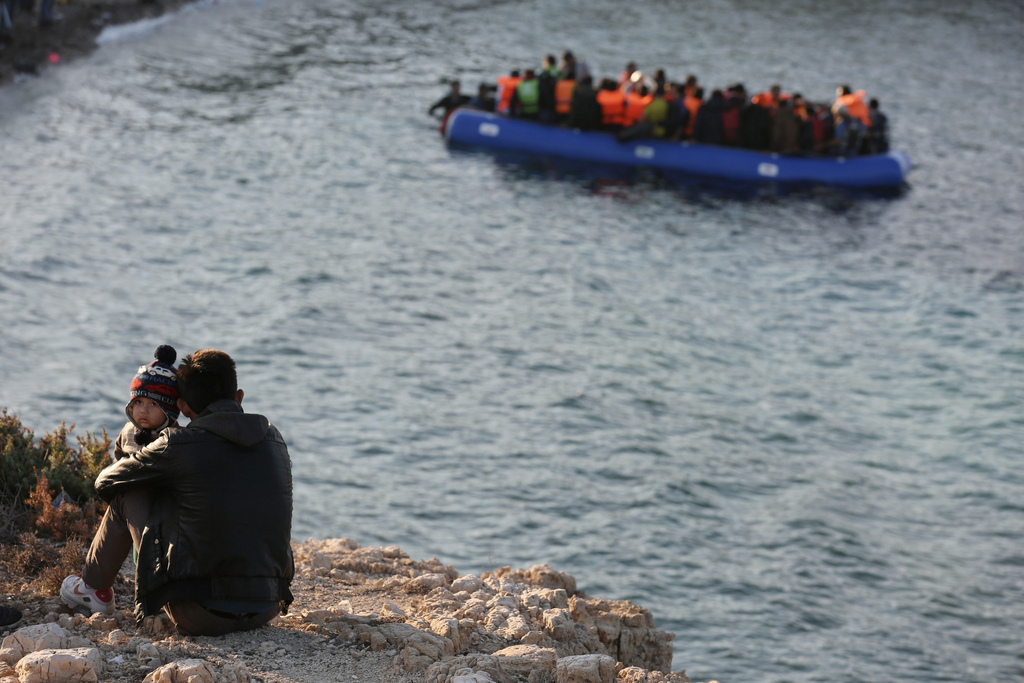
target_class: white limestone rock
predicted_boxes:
[555,654,617,683]
[492,644,558,680]
[137,642,163,668]
[451,575,483,594]
[543,609,576,642]
[452,673,496,683]
[142,659,217,683]
[0,624,90,664]
[14,647,103,683]
[309,551,333,571]
[410,573,450,593]
[497,614,531,641]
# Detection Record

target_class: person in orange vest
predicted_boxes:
[496,70,522,116]
[832,85,872,127]
[554,78,576,121]
[617,84,670,142]
[682,86,703,139]
[751,83,778,110]
[622,85,653,128]
[596,78,627,131]
[682,74,699,98]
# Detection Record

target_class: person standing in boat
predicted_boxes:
[721,84,746,146]
[682,86,703,140]
[597,78,627,132]
[867,98,889,153]
[832,85,871,127]
[829,106,864,156]
[693,88,726,145]
[770,98,801,154]
[617,62,637,89]
[466,83,496,112]
[567,74,603,131]
[495,69,522,115]
[509,69,541,120]
[559,50,590,81]
[739,93,771,150]
[667,83,692,141]
[538,55,559,122]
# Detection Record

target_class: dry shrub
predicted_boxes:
[25,476,97,541]
[39,537,88,595]
[0,533,85,595]
[0,493,28,545]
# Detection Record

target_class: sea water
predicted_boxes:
[1,1,1023,681]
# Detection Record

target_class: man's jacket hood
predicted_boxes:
[188,399,269,447]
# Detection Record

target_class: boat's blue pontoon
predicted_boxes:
[444,109,911,190]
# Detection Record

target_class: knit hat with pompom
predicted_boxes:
[126,345,180,423]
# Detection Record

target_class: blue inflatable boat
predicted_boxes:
[444,108,911,190]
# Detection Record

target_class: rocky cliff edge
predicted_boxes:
[0,539,707,683]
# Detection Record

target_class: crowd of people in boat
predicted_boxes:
[429,50,890,157]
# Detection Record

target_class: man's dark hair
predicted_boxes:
[177,349,238,413]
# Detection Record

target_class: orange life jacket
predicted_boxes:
[751,91,792,112]
[596,89,626,126]
[496,75,521,115]
[623,92,653,127]
[555,79,576,115]
[835,90,871,126]
[683,95,702,136]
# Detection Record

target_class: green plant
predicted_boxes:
[36,421,113,504]
[0,408,47,506]
[0,408,112,538]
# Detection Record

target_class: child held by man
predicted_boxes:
[61,344,180,615]
[115,345,180,460]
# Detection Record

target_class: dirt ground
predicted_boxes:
[0,0,194,86]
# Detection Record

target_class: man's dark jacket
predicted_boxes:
[96,399,294,619]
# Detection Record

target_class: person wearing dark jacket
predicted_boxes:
[770,98,801,153]
[428,81,471,116]
[61,349,294,636]
[567,75,602,131]
[693,88,725,145]
[740,98,771,150]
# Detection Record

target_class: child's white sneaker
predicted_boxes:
[60,575,115,616]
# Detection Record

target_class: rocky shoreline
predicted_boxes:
[0,0,194,86]
[1,539,703,683]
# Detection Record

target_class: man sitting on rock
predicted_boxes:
[61,349,294,636]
